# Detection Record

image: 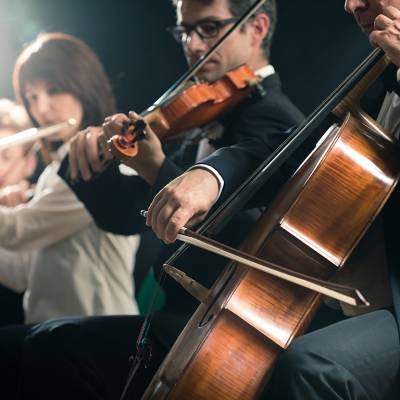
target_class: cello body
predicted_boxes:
[142,111,400,399]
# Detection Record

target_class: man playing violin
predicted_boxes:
[15,0,306,399]
[146,0,400,399]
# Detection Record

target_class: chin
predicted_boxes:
[196,63,223,83]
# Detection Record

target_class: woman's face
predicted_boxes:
[24,81,83,142]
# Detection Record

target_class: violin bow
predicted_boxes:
[145,0,267,112]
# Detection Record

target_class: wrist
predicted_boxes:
[189,167,220,202]
[134,153,166,185]
[191,165,222,198]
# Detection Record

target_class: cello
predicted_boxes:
[137,48,400,399]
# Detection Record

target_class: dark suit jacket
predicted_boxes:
[58,72,305,345]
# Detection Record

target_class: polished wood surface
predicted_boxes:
[282,113,400,266]
[142,45,400,399]
[142,108,400,399]
[142,106,400,398]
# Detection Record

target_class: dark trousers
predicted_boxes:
[0,324,30,399]
[267,309,400,399]
[0,284,24,326]
[18,315,167,400]
[1,309,399,399]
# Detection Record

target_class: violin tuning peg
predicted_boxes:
[134,119,147,133]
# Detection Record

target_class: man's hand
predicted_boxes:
[371,6,400,67]
[103,112,165,185]
[146,168,220,243]
[69,126,109,182]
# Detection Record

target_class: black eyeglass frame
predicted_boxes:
[167,18,240,44]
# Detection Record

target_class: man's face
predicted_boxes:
[177,0,255,82]
[345,0,400,34]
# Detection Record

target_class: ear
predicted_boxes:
[250,13,270,50]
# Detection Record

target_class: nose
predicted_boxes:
[185,30,208,59]
[34,92,52,121]
[344,0,367,14]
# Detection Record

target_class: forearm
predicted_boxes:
[0,177,92,251]
[0,248,32,293]
[59,156,172,235]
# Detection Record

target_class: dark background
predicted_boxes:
[0,0,371,116]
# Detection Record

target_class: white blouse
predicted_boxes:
[0,145,139,323]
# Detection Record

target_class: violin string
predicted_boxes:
[145,0,267,111]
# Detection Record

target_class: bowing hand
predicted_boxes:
[146,168,220,244]
[370,6,400,67]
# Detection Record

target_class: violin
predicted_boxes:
[102,0,267,161]
[109,64,261,159]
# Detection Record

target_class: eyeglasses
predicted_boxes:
[167,18,239,44]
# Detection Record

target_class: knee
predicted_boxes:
[24,318,81,360]
[274,339,317,381]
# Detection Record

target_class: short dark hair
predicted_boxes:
[172,0,277,58]
[13,32,116,129]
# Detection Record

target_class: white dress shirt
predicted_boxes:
[0,144,139,323]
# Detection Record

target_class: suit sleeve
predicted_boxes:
[58,156,184,235]
[198,92,305,206]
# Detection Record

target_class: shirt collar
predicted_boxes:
[255,64,275,79]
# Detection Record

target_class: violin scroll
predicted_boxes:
[108,119,147,159]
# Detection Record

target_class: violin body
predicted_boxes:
[110,64,260,159]
[142,111,400,399]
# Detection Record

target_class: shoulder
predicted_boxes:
[219,72,303,130]
[243,73,304,125]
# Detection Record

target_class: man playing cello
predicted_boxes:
[148,0,400,398]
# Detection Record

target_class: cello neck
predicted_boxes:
[333,54,390,118]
